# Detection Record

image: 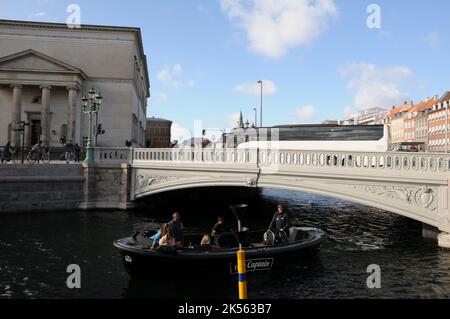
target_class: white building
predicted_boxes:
[0,19,150,148]
[343,107,387,126]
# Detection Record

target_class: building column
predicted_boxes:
[66,85,78,142]
[11,85,23,148]
[40,85,51,146]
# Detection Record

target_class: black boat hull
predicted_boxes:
[114,227,326,278]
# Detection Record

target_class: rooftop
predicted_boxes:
[147,117,172,123]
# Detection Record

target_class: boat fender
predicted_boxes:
[263,230,276,246]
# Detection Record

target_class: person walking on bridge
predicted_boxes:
[1,141,13,163]
[64,140,75,164]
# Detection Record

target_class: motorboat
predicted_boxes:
[114,226,326,278]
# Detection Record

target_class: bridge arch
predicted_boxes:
[132,174,443,230]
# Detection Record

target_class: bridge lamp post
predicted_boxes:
[257,81,263,128]
[81,88,103,164]
[12,121,31,164]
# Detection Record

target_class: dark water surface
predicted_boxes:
[1,188,450,299]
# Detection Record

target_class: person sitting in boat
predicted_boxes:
[149,224,165,249]
[168,212,184,249]
[159,224,176,247]
[211,217,225,247]
[200,234,211,246]
[268,204,290,243]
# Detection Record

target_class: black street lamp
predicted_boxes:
[81,88,103,164]
[12,121,31,164]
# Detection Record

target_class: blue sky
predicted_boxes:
[1,0,449,141]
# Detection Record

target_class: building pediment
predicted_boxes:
[0,49,86,78]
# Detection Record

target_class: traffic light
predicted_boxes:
[97,124,106,135]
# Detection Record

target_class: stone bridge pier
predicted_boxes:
[80,162,135,210]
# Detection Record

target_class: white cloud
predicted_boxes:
[340,63,413,111]
[187,79,196,88]
[28,12,47,18]
[235,80,278,96]
[157,64,196,89]
[422,31,440,49]
[226,112,241,128]
[157,64,183,88]
[155,93,168,103]
[220,0,338,58]
[296,105,316,123]
[171,122,192,143]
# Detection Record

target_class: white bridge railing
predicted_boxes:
[94,148,450,173]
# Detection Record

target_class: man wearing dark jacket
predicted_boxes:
[268,204,290,243]
[168,212,184,249]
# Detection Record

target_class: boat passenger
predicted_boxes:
[211,217,225,246]
[149,224,165,249]
[200,234,211,246]
[268,204,290,243]
[159,224,176,247]
[168,212,184,249]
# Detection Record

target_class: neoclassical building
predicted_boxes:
[0,19,150,148]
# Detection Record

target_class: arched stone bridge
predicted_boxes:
[87,147,450,247]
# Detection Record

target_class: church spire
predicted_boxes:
[239,110,244,128]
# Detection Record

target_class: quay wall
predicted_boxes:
[0,164,84,213]
[80,163,134,210]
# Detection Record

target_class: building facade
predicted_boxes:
[428,92,450,153]
[343,107,387,126]
[403,97,436,149]
[0,20,150,149]
[146,117,172,148]
[384,102,414,145]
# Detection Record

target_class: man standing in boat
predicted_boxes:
[169,212,184,249]
[268,204,290,243]
[211,217,225,247]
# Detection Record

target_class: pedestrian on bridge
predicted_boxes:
[65,140,75,164]
[1,141,13,163]
[74,144,81,163]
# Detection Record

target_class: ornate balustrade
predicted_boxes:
[94,147,132,164]
[132,148,259,165]
[257,149,450,173]
[93,147,450,173]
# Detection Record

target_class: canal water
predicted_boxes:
[1,188,450,299]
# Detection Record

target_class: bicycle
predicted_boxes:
[13,147,50,164]
[26,147,51,164]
